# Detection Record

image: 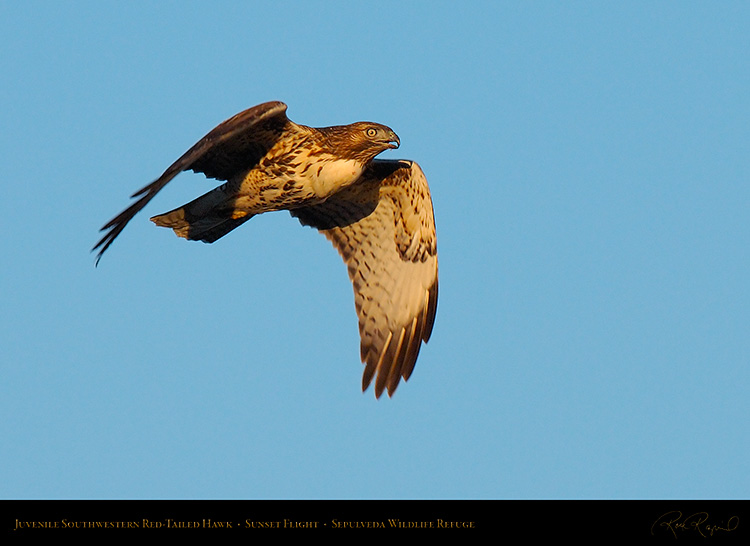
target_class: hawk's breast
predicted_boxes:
[307,156,365,199]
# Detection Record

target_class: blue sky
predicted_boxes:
[1,2,748,499]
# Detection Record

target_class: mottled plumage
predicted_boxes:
[94,101,438,397]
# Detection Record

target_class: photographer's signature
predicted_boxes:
[651,511,739,538]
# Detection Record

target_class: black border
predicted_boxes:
[2,500,748,541]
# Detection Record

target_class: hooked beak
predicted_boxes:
[388,132,400,149]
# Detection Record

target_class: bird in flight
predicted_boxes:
[93,101,438,398]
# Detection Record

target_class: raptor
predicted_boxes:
[94,101,438,398]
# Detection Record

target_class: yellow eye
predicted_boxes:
[366,127,377,137]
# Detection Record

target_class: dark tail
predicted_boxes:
[150,187,255,243]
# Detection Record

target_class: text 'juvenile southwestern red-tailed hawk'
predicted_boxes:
[94,101,438,398]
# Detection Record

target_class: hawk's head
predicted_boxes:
[320,122,400,162]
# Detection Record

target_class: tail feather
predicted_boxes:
[150,187,255,243]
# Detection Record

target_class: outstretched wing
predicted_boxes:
[292,160,438,398]
[93,101,290,264]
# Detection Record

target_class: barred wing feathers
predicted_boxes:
[292,160,438,398]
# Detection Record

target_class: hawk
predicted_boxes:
[94,101,438,398]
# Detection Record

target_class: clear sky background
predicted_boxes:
[2,2,748,499]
